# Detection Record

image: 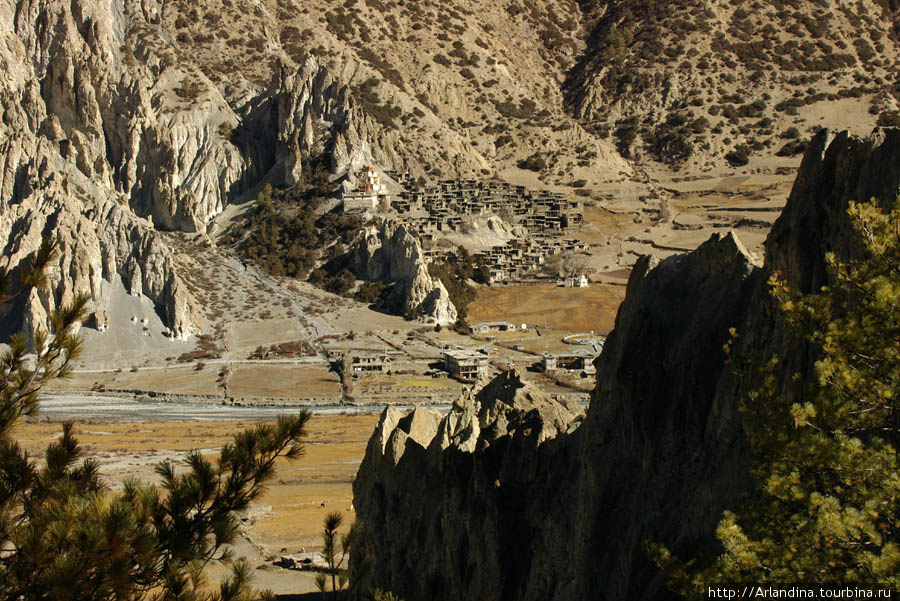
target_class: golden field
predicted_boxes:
[13,413,381,595]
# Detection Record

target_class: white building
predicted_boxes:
[343,167,388,213]
[564,274,590,288]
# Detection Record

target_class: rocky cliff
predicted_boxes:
[351,128,900,600]
[4,0,898,340]
[0,0,422,338]
[348,219,457,325]
[353,370,585,600]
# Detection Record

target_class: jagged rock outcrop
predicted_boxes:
[348,219,458,325]
[352,128,900,601]
[570,230,762,601]
[0,0,219,337]
[0,0,415,338]
[250,56,409,187]
[353,370,584,600]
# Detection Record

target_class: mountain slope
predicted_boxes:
[2,0,899,340]
[565,0,900,168]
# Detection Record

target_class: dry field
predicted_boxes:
[228,365,341,398]
[13,413,381,594]
[468,283,626,335]
[48,364,341,399]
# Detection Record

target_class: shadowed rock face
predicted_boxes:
[352,371,584,601]
[351,128,900,601]
[572,231,762,601]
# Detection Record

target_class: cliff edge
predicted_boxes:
[352,128,900,601]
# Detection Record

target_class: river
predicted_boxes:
[39,393,451,422]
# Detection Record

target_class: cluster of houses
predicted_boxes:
[472,237,591,284]
[341,168,589,285]
[338,328,599,384]
[387,175,583,234]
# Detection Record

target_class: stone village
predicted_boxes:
[342,167,589,284]
[337,168,602,390]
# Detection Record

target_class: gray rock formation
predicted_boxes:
[348,219,458,325]
[352,128,900,601]
[0,0,413,338]
[353,370,584,600]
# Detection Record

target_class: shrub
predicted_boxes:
[776,139,807,156]
[724,145,750,166]
[877,111,900,127]
[517,153,547,171]
[174,77,201,100]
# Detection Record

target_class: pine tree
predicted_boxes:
[315,511,357,599]
[0,241,312,600]
[653,199,900,593]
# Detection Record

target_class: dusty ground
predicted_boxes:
[574,171,792,276]
[13,413,381,596]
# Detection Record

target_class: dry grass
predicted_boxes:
[468,283,625,334]
[48,364,341,399]
[228,366,341,398]
[13,414,379,559]
[48,365,220,395]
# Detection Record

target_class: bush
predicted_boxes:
[614,117,640,158]
[355,280,388,303]
[325,269,356,296]
[877,111,900,127]
[775,139,807,157]
[517,153,547,171]
[724,145,750,166]
[428,253,477,319]
[174,77,201,100]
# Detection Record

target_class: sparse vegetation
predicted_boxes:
[724,145,751,167]
[428,247,481,320]
[174,76,202,100]
[517,153,547,172]
[221,152,359,280]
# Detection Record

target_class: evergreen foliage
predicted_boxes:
[652,199,900,593]
[354,281,388,304]
[315,511,358,598]
[0,241,313,600]
[221,153,360,280]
